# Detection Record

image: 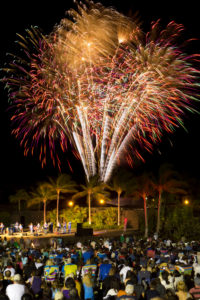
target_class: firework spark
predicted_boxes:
[2,1,199,182]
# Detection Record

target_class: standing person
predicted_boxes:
[57,222,61,233]
[14,222,19,233]
[82,273,94,300]
[68,221,72,234]
[6,274,29,300]
[0,223,4,234]
[49,222,54,234]
[43,222,48,234]
[19,224,23,233]
[36,222,40,233]
[29,223,33,234]
[124,217,128,232]
[63,221,67,234]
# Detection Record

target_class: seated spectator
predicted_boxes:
[102,267,120,297]
[120,261,133,283]
[160,270,174,291]
[82,259,97,279]
[54,291,64,300]
[145,279,161,300]
[6,274,29,300]
[62,277,76,299]
[44,260,59,282]
[62,258,77,279]
[82,273,94,300]
[99,258,112,281]
[117,284,136,300]
[189,277,200,299]
[176,281,191,300]
[26,269,42,297]
[69,288,80,300]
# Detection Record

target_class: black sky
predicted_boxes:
[0,1,200,200]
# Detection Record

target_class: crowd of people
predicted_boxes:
[0,233,200,300]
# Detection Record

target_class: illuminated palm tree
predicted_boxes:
[72,176,108,225]
[48,174,78,226]
[9,188,29,217]
[107,170,133,226]
[27,182,56,224]
[128,173,153,238]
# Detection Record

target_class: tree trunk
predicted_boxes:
[156,191,162,235]
[44,200,46,225]
[143,194,148,238]
[88,192,91,225]
[117,192,121,226]
[56,190,60,226]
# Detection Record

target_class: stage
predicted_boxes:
[0,228,136,247]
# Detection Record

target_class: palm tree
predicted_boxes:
[27,182,56,224]
[107,169,133,226]
[128,173,153,238]
[9,189,29,217]
[48,174,78,226]
[72,176,108,225]
[152,164,187,235]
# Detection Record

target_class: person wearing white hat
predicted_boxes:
[6,274,29,300]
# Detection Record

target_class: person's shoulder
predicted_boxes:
[6,283,14,289]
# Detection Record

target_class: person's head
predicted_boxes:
[5,270,11,278]
[150,279,158,290]
[125,284,134,295]
[65,277,76,289]
[194,277,200,287]
[54,291,64,300]
[69,288,79,299]
[177,281,187,292]
[13,274,22,283]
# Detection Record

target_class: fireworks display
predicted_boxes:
[2,1,199,182]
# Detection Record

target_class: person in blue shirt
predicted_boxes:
[68,221,72,234]
[98,258,112,281]
[82,247,94,264]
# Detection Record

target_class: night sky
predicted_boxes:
[0,1,200,202]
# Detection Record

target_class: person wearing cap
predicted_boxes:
[189,277,200,299]
[6,274,29,300]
